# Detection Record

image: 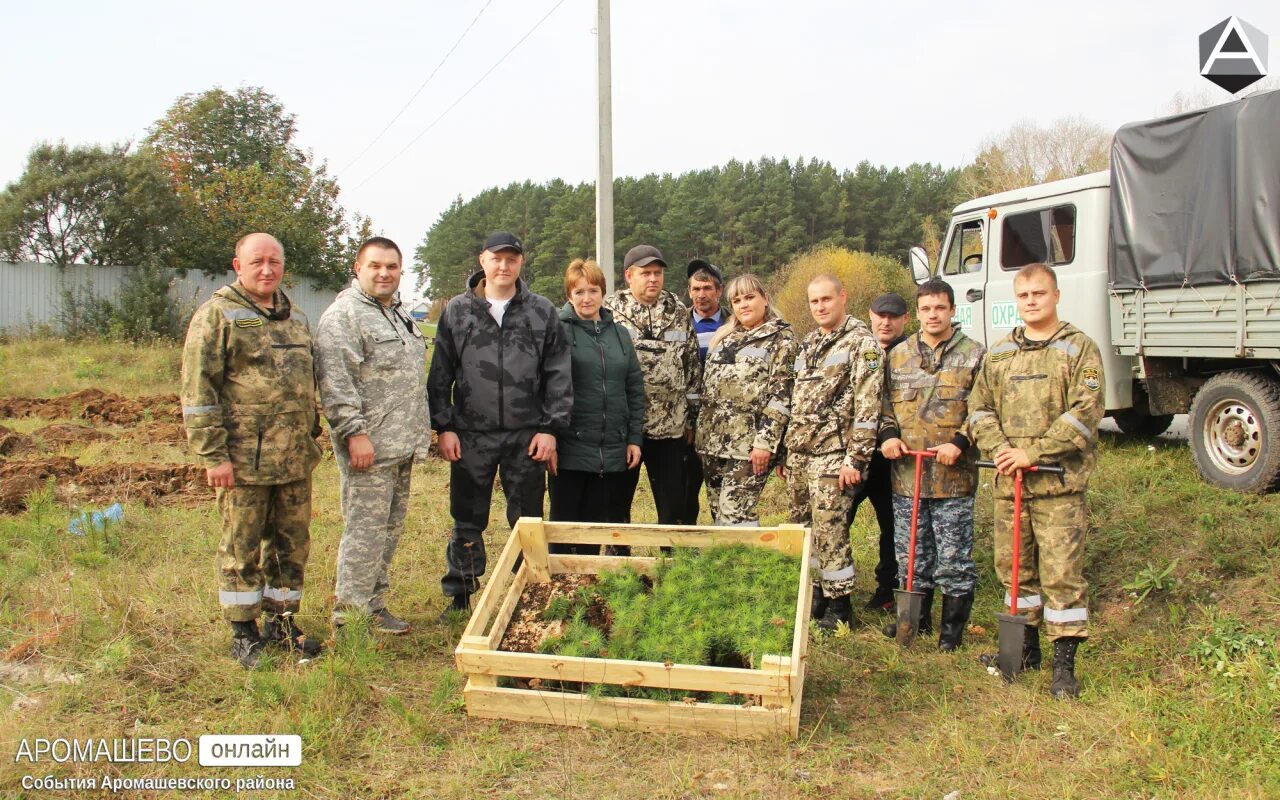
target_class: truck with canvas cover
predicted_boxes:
[909,89,1280,492]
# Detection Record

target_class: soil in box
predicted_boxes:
[498,544,799,703]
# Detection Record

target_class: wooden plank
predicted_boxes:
[516,517,551,583]
[791,526,813,667]
[543,521,801,553]
[464,685,792,739]
[455,649,788,695]
[485,562,528,650]
[460,528,525,640]
[772,523,807,558]
[547,554,659,576]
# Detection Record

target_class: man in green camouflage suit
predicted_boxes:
[181,232,324,668]
[878,278,985,651]
[968,263,1105,698]
[316,237,428,636]
[604,245,702,527]
[782,274,884,630]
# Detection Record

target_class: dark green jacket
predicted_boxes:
[557,304,646,473]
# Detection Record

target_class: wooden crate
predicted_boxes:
[454,518,813,739]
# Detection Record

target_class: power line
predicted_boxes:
[336,0,495,178]
[348,0,569,193]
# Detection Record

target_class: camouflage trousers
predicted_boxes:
[786,452,856,598]
[993,492,1089,641]
[891,494,977,596]
[443,429,545,599]
[702,455,768,526]
[215,478,312,622]
[335,455,413,615]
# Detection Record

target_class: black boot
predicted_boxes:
[262,614,323,658]
[1023,626,1042,670]
[882,587,934,638]
[1050,637,1083,698]
[937,592,975,652]
[864,585,894,612]
[437,593,471,623]
[230,621,265,668]
[816,594,852,632]
[811,583,829,621]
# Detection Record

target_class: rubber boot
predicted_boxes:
[1050,637,1082,698]
[811,583,829,622]
[882,587,934,638]
[816,594,852,632]
[262,613,323,658]
[230,621,265,669]
[937,591,975,652]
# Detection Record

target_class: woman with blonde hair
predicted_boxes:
[695,274,798,525]
[548,258,645,552]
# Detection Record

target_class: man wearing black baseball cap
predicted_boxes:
[428,231,572,619]
[604,245,702,532]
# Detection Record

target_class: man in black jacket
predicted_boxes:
[428,232,573,618]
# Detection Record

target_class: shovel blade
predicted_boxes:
[996,612,1028,681]
[893,589,926,647]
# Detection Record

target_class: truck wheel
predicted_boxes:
[1111,384,1173,436]
[1189,370,1280,493]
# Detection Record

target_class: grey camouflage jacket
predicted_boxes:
[315,282,429,466]
[695,317,798,461]
[428,272,572,434]
[603,288,701,439]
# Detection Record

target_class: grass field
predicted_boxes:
[0,338,1277,799]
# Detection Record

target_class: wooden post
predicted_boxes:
[516,517,550,583]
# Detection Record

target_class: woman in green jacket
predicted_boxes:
[549,259,646,553]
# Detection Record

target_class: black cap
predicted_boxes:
[623,244,666,270]
[870,292,908,316]
[686,258,723,285]
[483,231,523,254]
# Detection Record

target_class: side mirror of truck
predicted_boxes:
[908,246,931,284]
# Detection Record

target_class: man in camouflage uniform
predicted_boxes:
[695,277,797,525]
[684,259,728,524]
[968,263,1104,698]
[428,232,572,618]
[878,278,985,651]
[181,232,324,668]
[604,245,701,527]
[782,274,883,630]
[316,237,428,635]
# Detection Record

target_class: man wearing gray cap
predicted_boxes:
[605,245,701,530]
[839,293,910,614]
[684,258,727,524]
[428,231,573,618]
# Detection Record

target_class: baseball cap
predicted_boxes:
[623,244,666,270]
[483,231,523,254]
[686,258,723,285]
[870,292,908,316]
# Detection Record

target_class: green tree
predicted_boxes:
[144,86,359,290]
[0,142,178,267]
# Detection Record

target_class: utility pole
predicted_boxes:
[596,0,615,294]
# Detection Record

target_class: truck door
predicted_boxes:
[937,215,989,345]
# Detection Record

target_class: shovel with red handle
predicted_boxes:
[892,449,936,647]
[975,459,1065,680]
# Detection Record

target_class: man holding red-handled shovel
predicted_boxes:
[967,263,1105,698]
[878,278,985,650]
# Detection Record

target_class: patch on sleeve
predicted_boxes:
[988,350,1014,363]
[863,349,880,372]
[234,317,263,329]
[1082,366,1100,391]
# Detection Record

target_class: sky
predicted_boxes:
[0,1,1272,301]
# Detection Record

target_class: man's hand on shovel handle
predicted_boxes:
[993,447,1031,475]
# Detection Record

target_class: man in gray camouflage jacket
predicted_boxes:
[316,237,428,635]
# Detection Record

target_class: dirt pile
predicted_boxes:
[500,574,603,653]
[0,457,210,514]
[0,389,180,425]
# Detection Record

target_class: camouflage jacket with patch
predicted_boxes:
[967,322,1104,498]
[695,317,798,461]
[428,273,572,434]
[315,282,429,466]
[180,281,322,485]
[784,315,883,470]
[879,329,986,498]
[603,288,701,439]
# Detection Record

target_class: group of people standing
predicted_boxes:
[182,229,1103,699]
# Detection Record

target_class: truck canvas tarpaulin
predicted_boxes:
[1109,89,1280,290]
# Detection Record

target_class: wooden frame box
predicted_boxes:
[454,518,813,739]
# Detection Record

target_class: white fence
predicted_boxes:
[0,262,338,333]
